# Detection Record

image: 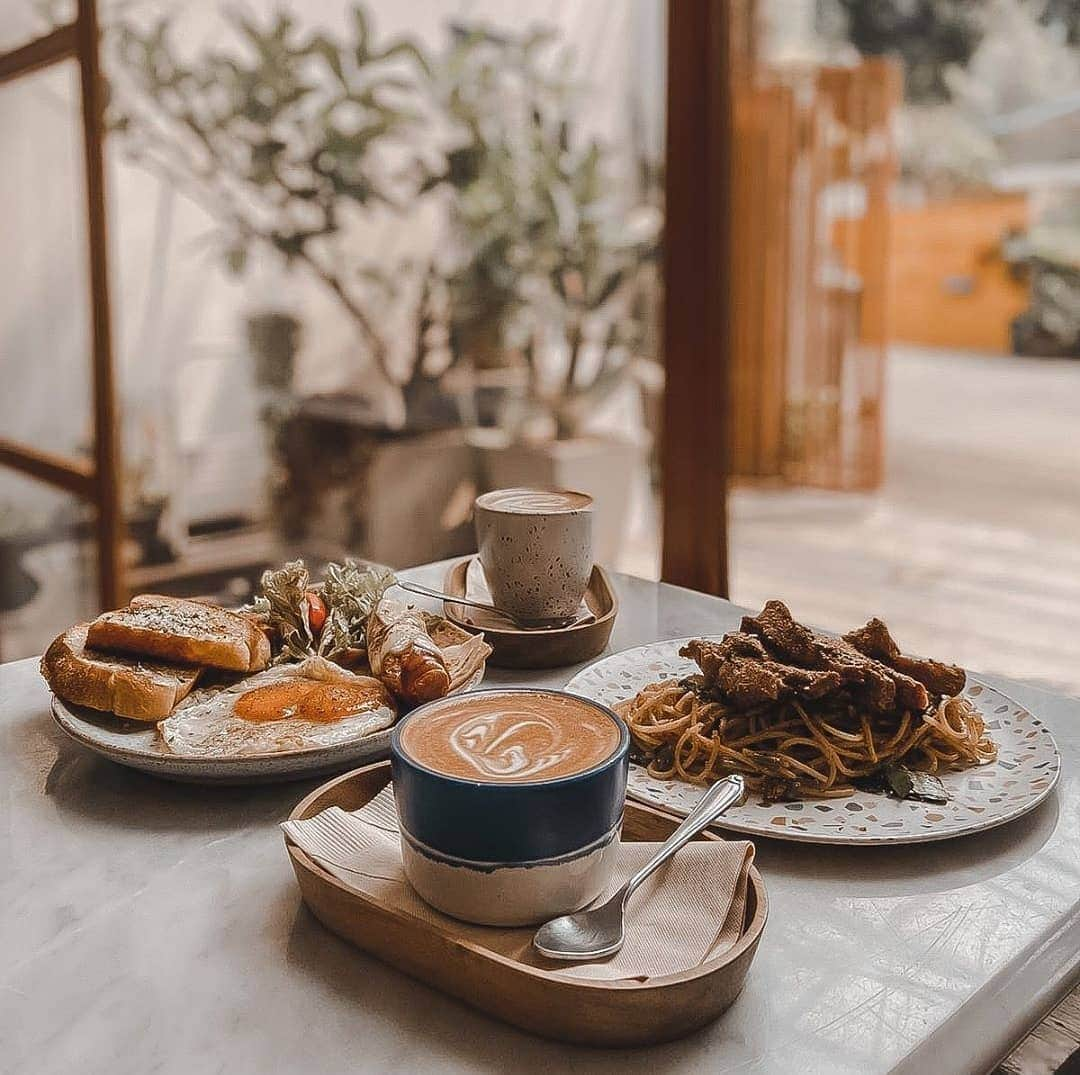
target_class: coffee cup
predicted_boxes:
[391,688,628,926]
[473,487,593,620]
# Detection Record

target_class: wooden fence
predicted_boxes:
[729,57,901,491]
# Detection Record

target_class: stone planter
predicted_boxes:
[273,396,479,568]
[360,429,478,566]
[472,433,647,564]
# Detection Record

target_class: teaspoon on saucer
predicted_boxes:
[394,579,578,630]
[532,775,746,962]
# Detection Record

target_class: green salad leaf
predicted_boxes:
[251,559,315,663]
[250,558,396,664]
[318,560,395,660]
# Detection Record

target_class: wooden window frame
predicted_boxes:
[0,0,122,610]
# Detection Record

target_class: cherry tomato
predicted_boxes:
[305,592,328,633]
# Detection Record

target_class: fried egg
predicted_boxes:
[159,658,397,757]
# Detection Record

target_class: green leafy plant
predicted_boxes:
[422,22,662,438]
[108,8,430,387]
[105,7,661,433]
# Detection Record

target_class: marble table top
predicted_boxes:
[2,566,1079,1075]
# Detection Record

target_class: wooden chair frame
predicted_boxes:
[0,0,122,610]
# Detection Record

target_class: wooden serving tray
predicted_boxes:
[441,558,618,669]
[285,762,768,1047]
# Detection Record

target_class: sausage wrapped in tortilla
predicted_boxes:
[366,596,451,705]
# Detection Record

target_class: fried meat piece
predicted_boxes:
[739,601,818,664]
[680,637,842,708]
[740,600,929,712]
[843,618,966,697]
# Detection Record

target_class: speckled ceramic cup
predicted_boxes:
[474,488,593,620]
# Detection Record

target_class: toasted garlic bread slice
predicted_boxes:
[87,594,271,673]
[41,623,202,722]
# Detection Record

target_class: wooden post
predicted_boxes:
[729,82,794,479]
[661,0,735,598]
[76,0,124,608]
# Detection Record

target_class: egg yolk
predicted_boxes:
[233,681,316,722]
[296,682,383,723]
[233,680,384,723]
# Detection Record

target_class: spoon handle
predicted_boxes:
[395,580,510,620]
[395,579,576,629]
[622,775,745,903]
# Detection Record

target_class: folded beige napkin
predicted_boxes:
[456,557,595,630]
[282,786,755,982]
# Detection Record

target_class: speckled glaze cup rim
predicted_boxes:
[390,687,628,791]
[474,487,594,515]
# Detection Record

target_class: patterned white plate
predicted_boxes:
[566,639,1061,845]
[51,695,397,784]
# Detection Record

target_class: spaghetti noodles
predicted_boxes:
[615,678,996,801]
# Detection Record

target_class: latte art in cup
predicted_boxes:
[398,690,621,783]
[475,488,592,514]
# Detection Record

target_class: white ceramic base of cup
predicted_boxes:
[400,825,621,927]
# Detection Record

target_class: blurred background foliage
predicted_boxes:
[106,6,660,428]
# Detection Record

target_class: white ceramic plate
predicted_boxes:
[566,638,1061,845]
[50,663,486,785]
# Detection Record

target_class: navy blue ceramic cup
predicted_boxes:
[391,687,629,926]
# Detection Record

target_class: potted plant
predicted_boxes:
[104,7,486,565]
[108,8,439,420]
[420,24,662,559]
[103,9,662,562]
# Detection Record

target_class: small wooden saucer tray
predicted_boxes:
[441,558,618,669]
[285,762,768,1047]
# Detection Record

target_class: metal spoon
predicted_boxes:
[394,579,578,630]
[532,775,746,962]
